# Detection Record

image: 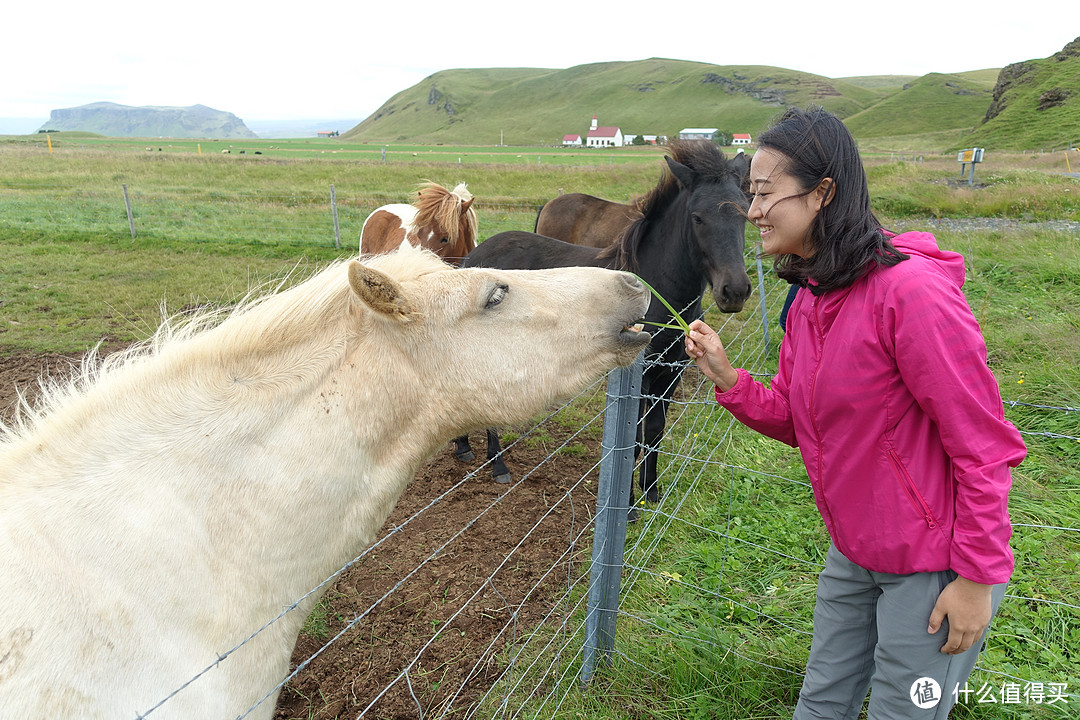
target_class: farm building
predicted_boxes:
[624,134,663,145]
[562,134,582,146]
[732,133,752,145]
[586,115,623,148]
[679,128,718,141]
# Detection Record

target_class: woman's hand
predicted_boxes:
[685,319,739,391]
[928,576,994,655]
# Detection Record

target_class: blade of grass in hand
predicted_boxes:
[633,274,693,335]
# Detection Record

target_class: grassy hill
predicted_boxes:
[342,42,1080,153]
[961,38,1080,150]
[842,71,996,138]
[342,59,888,146]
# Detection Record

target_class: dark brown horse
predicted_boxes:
[534,192,641,249]
[455,140,752,502]
[360,182,478,265]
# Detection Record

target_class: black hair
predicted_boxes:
[757,106,907,293]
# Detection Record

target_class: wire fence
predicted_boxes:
[0,181,548,248]
[2,183,1076,718]
[122,267,1078,719]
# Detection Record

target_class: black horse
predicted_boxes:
[454,140,751,502]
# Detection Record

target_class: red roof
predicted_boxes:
[563,134,581,141]
[587,126,620,138]
[732,133,751,140]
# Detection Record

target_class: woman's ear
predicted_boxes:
[817,178,836,208]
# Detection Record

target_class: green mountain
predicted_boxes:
[342,41,1080,151]
[962,37,1080,150]
[39,102,257,139]
[842,71,997,138]
[341,59,891,145]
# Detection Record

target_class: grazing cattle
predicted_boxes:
[535,192,642,249]
[456,140,751,502]
[360,182,478,265]
[0,243,650,719]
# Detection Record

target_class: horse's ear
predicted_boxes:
[460,197,474,213]
[665,156,696,189]
[731,150,750,178]
[348,261,415,322]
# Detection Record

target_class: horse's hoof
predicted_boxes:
[454,450,476,463]
[645,486,660,503]
[628,506,640,523]
[493,472,512,484]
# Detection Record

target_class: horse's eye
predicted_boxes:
[486,284,508,308]
[440,236,450,244]
[691,213,703,224]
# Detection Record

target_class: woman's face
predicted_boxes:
[747,147,829,258]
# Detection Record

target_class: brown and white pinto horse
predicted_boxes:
[360,182,478,265]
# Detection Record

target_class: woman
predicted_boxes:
[685,107,1025,718]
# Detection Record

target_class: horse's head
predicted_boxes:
[665,145,752,313]
[410,183,478,266]
[346,244,649,434]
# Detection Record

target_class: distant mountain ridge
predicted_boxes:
[338,58,991,147]
[39,102,257,139]
[341,40,1079,151]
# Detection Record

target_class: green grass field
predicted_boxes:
[1,142,1078,718]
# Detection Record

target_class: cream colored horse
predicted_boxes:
[0,243,650,719]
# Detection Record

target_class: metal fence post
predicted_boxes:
[122,184,136,239]
[580,351,643,686]
[330,184,341,250]
[755,253,770,350]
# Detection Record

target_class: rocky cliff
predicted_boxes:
[39,102,257,138]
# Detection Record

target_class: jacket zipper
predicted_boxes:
[807,296,838,542]
[887,448,938,529]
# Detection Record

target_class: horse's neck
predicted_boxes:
[194,363,439,632]
[13,342,434,629]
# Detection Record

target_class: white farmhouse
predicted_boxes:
[586,115,623,148]
[732,133,752,145]
[562,134,582,146]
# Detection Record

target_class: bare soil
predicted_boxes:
[1,348,600,719]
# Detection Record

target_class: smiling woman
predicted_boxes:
[686,105,1026,720]
[746,146,831,258]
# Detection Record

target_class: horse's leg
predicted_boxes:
[452,433,475,463]
[486,428,512,484]
[640,400,667,503]
[639,366,681,504]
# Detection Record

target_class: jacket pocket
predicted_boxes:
[886,449,939,530]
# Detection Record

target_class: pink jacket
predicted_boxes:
[716,232,1025,584]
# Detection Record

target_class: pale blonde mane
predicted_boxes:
[0,247,449,447]
[412,181,478,247]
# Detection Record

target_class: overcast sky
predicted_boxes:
[2,0,1075,127]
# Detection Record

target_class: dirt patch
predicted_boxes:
[1,348,602,719]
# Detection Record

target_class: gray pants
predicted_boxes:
[794,545,1008,720]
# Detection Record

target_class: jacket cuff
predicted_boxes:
[713,368,750,402]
